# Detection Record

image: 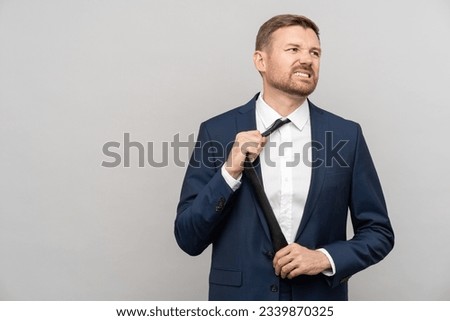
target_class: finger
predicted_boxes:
[287,267,302,279]
[245,130,261,136]
[240,141,258,154]
[273,256,283,276]
[280,261,296,279]
[273,244,291,264]
[244,143,266,160]
[245,132,263,145]
[246,144,262,154]
[277,254,295,277]
[273,249,293,276]
[261,137,267,147]
[237,130,261,141]
[246,154,257,163]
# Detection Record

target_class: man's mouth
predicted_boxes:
[294,71,311,78]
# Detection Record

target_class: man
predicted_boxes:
[175,14,394,300]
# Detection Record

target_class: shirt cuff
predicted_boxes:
[221,165,242,191]
[316,248,336,276]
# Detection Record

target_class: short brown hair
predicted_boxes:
[255,14,320,51]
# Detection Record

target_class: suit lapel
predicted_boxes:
[236,93,263,178]
[235,94,258,132]
[235,93,272,243]
[295,101,328,240]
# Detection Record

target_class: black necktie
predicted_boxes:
[244,118,291,252]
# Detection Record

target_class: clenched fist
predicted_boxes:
[225,130,266,179]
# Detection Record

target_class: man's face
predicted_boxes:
[256,26,321,98]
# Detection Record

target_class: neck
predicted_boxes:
[261,87,307,117]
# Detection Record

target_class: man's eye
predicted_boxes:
[311,51,321,57]
[287,48,299,52]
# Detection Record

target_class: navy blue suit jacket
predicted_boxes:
[175,94,394,300]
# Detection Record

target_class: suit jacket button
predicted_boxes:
[215,197,226,212]
[265,251,274,259]
[270,285,278,292]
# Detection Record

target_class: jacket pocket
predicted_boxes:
[209,268,242,287]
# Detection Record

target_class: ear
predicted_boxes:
[253,51,266,73]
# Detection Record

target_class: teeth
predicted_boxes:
[294,72,310,78]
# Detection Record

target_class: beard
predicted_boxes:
[266,68,319,97]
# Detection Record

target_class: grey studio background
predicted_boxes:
[0,0,449,300]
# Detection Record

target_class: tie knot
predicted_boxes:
[261,118,291,137]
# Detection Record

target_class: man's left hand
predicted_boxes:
[273,243,331,279]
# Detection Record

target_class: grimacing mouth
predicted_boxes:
[294,71,312,78]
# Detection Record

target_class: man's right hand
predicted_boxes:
[225,130,266,179]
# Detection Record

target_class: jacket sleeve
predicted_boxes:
[323,124,395,287]
[174,122,235,256]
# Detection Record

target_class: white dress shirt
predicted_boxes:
[256,95,311,244]
[221,94,335,275]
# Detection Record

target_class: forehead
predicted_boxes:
[270,26,320,48]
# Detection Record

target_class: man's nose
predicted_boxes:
[298,50,312,65]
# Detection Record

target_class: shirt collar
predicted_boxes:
[255,93,310,132]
